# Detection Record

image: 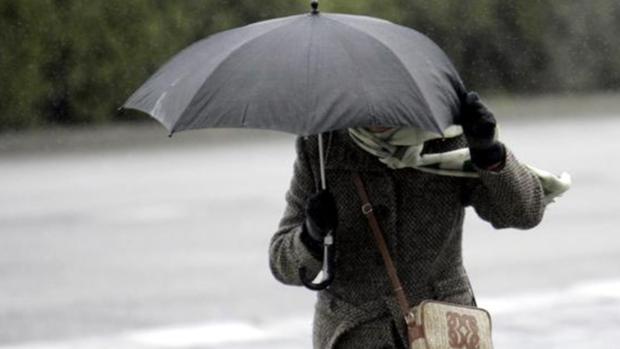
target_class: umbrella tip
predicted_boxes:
[311,0,319,14]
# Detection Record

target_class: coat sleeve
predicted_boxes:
[463,145,546,230]
[269,137,323,286]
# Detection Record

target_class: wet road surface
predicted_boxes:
[1,96,619,348]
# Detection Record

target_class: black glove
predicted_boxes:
[460,92,506,170]
[300,190,338,255]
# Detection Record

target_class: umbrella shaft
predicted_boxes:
[318,133,327,190]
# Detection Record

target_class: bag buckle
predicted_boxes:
[361,203,373,215]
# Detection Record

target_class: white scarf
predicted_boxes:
[348,126,571,205]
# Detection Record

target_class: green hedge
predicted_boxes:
[1,0,618,131]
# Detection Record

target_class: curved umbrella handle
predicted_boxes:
[299,232,334,290]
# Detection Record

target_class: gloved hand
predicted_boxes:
[300,190,338,255]
[460,91,506,170]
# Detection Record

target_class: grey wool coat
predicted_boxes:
[269,130,545,349]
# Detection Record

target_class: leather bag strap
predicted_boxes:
[352,173,411,317]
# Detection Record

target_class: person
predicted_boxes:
[269,92,548,348]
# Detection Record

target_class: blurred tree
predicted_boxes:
[545,1,620,92]
[0,1,53,129]
[0,0,618,131]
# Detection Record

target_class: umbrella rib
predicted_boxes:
[323,16,442,133]
[174,16,305,133]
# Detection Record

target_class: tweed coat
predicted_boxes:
[269,130,545,348]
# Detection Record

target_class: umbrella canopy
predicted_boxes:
[123,11,465,136]
[122,5,467,291]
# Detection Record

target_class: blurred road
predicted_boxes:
[1,96,619,348]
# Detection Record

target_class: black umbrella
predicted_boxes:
[123,1,465,290]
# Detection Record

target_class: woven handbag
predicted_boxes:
[352,173,494,349]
